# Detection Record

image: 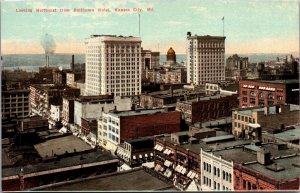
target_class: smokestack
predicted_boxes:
[45,55,47,67]
[71,55,75,71]
[47,55,50,68]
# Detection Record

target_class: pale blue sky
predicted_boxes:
[1,0,299,54]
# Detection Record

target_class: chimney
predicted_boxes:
[264,106,269,115]
[47,55,50,68]
[45,55,48,67]
[187,32,191,37]
[279,123,285,131]
[257,149,272,165]
[169,86,173,97]
[71,55,75,71]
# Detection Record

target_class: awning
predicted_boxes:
[164,160,172,167]
[181,167,187,174]
[187,171,192,178]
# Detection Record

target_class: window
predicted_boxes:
[248,181,251,190]
[214,166,216,175]
[243,180,246,189]
[242,97,247,103]
[250,98,256,104]
[250,91,255,96]
[277,96,283,101]
[242,91,247,95]
[223,171,225,179]
[214,181,216,189]
[268,93,274,99]
[217,168,220,177]
[203,162,206,170]
[258,92,264,98]
[229,174,232,182]
[217,183,220,190]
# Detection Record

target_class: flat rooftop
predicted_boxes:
[34,135,92,158]
[34,168,175,191]
[108,108,165,117]
[242,79,299,84]
[212,143,299,164]
[158,135,252,154]
[263,127,300,142]
[236,104,300,116]
[246,154,300,181]
[143,89,204,99]
[194,116,232,128]
[75,95,114,102]
[179,93,234,104]
[2,150,117,178]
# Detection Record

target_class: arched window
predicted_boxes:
[258,92,264,98]
[268,93,274,99]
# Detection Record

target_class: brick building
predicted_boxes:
[81,117,98,146]
[29,84,80,117]
[232,104,300,138]
[116,136,154,167]
[2,89,30,120]
[234,153,300,190]
[98,109,181,152]
[61,96,75,130]
[176,93,238,124]
[239,79,299,108]
[2,150,119,191]
[140,88,204,109]
[146,66,187,84]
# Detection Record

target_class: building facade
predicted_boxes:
[2,89,30,120]
[186,32,225,85]
[239,79,299,108]
[72,95,132,134]
[176,94,238,124]
[98,109,181,152]
[225,54,249,80]
[85,35,142,96]
[232,104,300,138]
[200,149,234,191]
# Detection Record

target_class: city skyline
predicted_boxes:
[1,0,299,55]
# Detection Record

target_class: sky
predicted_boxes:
[1,0,299,55]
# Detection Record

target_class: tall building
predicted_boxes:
[186,32,225,85]
[85,35,142,96]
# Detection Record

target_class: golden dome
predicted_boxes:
[167,47,175,55]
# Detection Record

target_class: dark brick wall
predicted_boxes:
[120,111,181,141]
[239,80,299,108]
[190,94,238,123]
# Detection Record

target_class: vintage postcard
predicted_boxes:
[1,0,299,192]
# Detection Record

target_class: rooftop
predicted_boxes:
[263,126,300,142]
[179,93,235,104]
[2,150,117,178]
[242,79,299,84]
[34,168,175,191]
[188,35,226,40]
[75,95,114,103]
[194,116,232,128]
[34,135,92,158]
[108,108,165,117]
[246,154,300,181]
[143,88,204,99]
[235,104,300,116]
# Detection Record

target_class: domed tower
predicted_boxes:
[166,47,176,65]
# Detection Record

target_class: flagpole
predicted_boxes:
[139,14,140,37]
[222,17,224,37]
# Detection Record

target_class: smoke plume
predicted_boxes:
[41,33,56,54]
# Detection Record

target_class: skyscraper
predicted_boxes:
[186,32,226,85]
[85,35,142,96]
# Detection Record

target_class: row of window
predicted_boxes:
[203,162,232,182]
[234,114,255,123]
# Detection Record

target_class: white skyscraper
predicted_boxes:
[85,35,142,96]
[186,32,225,85]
